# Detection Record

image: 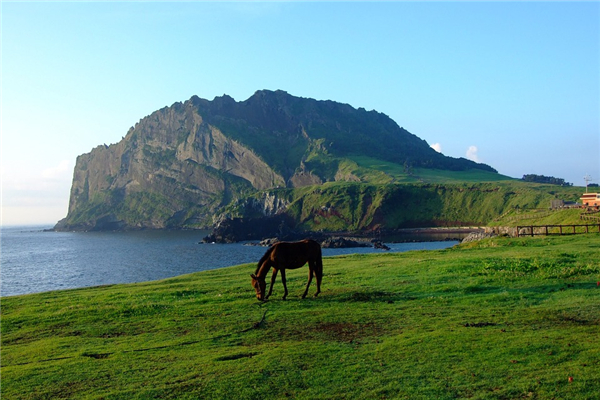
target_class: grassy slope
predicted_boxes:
[275,179,585,232]
[348,155,515,184]
[491,208,596,227]
[2,235,599,399]
[265,155,587,232]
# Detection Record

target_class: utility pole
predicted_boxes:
[584,175,592,193]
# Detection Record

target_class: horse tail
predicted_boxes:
[256,245,275,274]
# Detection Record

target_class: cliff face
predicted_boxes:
[59,101,285,230]
[56,90,497,231]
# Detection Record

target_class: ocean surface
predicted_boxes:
[1,225,459,297]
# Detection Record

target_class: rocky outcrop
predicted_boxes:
[461,231,497,243]
[373,241,391,250]
[484,226,518,237]
[320,237,371,248]
[56,90,498,231]
[201,214,298,244]
[58,101,289,230]
[241,235,390,250]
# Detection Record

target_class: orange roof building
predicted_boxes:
[580,192,600,207]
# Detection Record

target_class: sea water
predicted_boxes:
[0,225,458,297]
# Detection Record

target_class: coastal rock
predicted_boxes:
[461,231,497,243]
[242,238,281,247]
[201,214,297,244]
[373,240,391,250]
[321,237,371,249]
[259,238,281,246]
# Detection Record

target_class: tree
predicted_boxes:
[522,174,572,186]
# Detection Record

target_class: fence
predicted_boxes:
[516,224,600,237]
[580,209,600,222]
[495,209,553,223]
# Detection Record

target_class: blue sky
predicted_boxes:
[2,1,599,225]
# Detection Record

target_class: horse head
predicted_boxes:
[250,273,267,301]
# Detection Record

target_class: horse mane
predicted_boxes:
[255,245,276,274]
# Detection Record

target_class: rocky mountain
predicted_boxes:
[55,90,497,231]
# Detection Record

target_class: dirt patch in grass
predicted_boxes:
[347,291,415,303]
[215,352,258,361]
[313,322,380,342]
[463,321,497,328]
[274,320,384,343]
[81,352,112,359]
[554,312,598,326]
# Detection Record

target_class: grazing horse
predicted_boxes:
[251,239,323,301]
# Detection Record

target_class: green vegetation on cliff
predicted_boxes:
[3,235,599,399]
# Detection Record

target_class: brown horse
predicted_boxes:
[251,239,323,301]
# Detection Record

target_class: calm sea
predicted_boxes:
[0,225,458,297]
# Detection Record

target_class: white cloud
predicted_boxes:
[431,143,442,153]
[466,145,481,163]
[42,159,71,179]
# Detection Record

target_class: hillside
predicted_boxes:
[214,181,584,237]
[55,90,504,232]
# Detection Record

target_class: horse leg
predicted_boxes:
[266,268,278,299]
[280,269,288,300]
[302,265,314,299]
[314,259,322,297]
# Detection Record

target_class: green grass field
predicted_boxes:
[2,235,599,399]
[348,155,516,183]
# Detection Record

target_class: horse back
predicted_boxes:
[269,239,322,270]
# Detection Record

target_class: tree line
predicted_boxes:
[522,174,573,186]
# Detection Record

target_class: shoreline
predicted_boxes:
[1,229,460,298]
[6,223,483,244]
